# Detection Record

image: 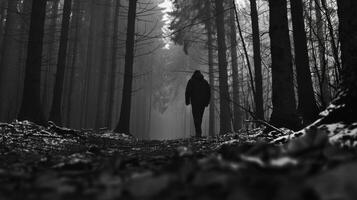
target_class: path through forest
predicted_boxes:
[1,120,357,200]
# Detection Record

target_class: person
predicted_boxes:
[185,70,211,137]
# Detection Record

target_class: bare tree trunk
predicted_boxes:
[106,0,121,128]
[0,0,7,59]
[115,0,137,134]
[337,0,357,100]
[229,0,242,132]
[290,0,319,125]
[95,0,111,129]
[18,0,47,125]
[80,0,97,127]
[0,0,21,121]
[42,0,59,109]
[65,0,81,127]
[268,0,300,130]
[204,0,215,137]
[214,0,231,134]
[249,0,264,121]
[49,0,72,125]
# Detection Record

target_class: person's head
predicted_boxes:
[192,70,203,79]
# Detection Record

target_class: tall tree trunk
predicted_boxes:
[336,0,357,113]
[80,0,97,127]
[106,0,120,128]
[115,0,137,134]
[18,0,47,125]
[42,0,59,110]
[204,0,215,137]
[268,0,300,130]
[66,0,81,127]
[229,0,242,131]
[249,0,264,121]
[0,0,7,58]
[0,0,20,121]
[95,0,111,129]
[290,0,319,125]
[214,0,231,134]
[49,0,72,125]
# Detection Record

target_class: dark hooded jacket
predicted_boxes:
[185,71,211,107]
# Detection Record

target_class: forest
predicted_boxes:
[0,0,357,199]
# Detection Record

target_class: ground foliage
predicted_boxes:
[1,117,357,200]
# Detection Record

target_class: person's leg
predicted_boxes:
[196,106,205,136]
[192,105,202,137]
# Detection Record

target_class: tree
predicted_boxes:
[268,0,300,130]
[18,0,47,125]
[290,0,319,125]
[65,0,81,126]
[115,0,138,134]
[229,0,242,132]
[95,0,111,129]
[215,0,231,134]
[106,0,121,128]
[329,0,357,123]
[0,0,21,121]
[249,0,264,121]
[204,0,216,136]
[49,0,73,125]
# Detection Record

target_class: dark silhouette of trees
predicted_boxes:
[290,0,319,125]
[115,0,138,134]
[268,0,300,130]
[18,0,47,125]
[49,0,73,125]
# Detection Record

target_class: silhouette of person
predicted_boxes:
[185,70,211,137]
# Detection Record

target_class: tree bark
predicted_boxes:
[268,0,300,130]
[106,0,121,128]
[65,0,81,127]
[95,0,111,129]
[204,0,215,137]
[290,0,319,125]
[49,0,73,125]
[18,0,47,125]
[249,0,264,121]
[214,0,231,134]
[229,0,242,132]
[42,0,59,110]
[0,0,21,121]
[336,0,357,120]
[115,0,137,134]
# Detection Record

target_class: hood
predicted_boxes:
[192,70,204,80]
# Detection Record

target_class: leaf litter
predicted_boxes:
[1,119,357,199]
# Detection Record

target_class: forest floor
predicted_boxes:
[1,120,357,200]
